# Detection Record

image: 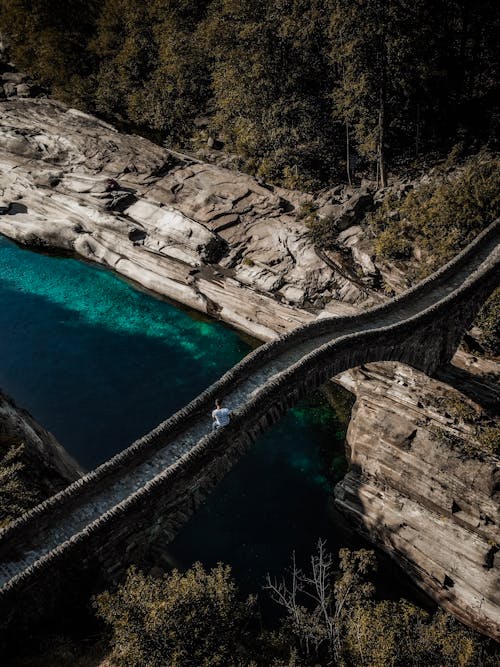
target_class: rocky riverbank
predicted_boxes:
[335,356,499,639]
[0,390,82,528]
[0,95,379,341]
[0,90,498,638]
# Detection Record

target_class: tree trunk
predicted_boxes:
[378,44,387,188]
[378,99,386,188]
[415,103,420,157]
[346,121,352,186]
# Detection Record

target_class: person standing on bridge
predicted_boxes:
[212,398,231,431]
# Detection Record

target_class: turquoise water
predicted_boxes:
[0,235,417,598]
[0,236,249,468]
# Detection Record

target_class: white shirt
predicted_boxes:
[212,407,231,426]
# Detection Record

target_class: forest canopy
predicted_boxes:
[1,0,498,189]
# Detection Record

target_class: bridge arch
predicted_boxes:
[0,220,498,638]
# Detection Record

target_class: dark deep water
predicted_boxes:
[0,234,420,599]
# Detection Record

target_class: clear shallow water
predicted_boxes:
[0,235,250,468]
[0,235,417,599]
[167,398,363,592]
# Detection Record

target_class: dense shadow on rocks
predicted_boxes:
[434,363,500,415]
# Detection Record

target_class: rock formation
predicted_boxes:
[335,356,499,638]
[0,98,380,341]
[0,90,498,638]
[0,390,82,520]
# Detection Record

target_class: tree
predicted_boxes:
[329,0,426,186]
[200,0,337,189]
[329,0,500,183]
[95,562,258,667]
[264,541,496,666]
[131,1,211,142]
[370,152,500,273]
[0,0,99,105]
[265,540,377,664]
[90,1,211,144]
[90,0,155,120]
[0,439,37,528]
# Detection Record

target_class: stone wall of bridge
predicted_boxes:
[0,221,498,641]
[1,221,497,568]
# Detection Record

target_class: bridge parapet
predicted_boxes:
[1,220,498,561]
[0,220,498,639]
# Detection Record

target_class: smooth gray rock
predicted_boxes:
[335,359,500,639]
[3,82,17,97]
[15,83,31,98]
[0,97,368,339]
[1,71,27,84]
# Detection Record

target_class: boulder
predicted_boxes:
[317,203,340,219]
[33,171,63,188]
[352,243,378,277]
[337,225,363,247]
[125,200,227,264]
[3,82,17,97]
[1,71,27,84]
[336,189,373,230]
[16,83,32,98]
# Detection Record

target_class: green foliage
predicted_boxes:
[3,0,497,186]
[477,426,500,457]
[0,436,38,528]
[373,224,413,260]
[0,403,74,529]
[344,602,485,667]
[431,423,499,459]
[305,215,339,250]
[298,201,341,250]
[95,562,258,667]
[90,0,210,142]
[92,544,498,666]
[475,288,500,356]
[200,0,337,189]
[329,0,500,183]
[370,154,500,274]
[0,0,100,106]
[329,0,422,184]
[265,543,497,666]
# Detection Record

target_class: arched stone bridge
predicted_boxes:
[0,221,499,634]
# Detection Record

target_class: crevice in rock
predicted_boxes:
[484,545,498,570]
[128,228,147,244]
[400,429,417,451]
[451,500,462,514]
[443,575,454,589]
[480,514,494,525]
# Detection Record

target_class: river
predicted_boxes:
[0,234,419,599]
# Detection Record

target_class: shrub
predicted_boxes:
[266,542,496,666]
[477,426,500,457]
[95,563,258,667]
[370,153,500,275]
[374,225,413,260]
[0,438,38,528]
[475,288,500,356]
[345,603,485,667]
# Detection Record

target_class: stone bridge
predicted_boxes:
[0,221,499,637]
